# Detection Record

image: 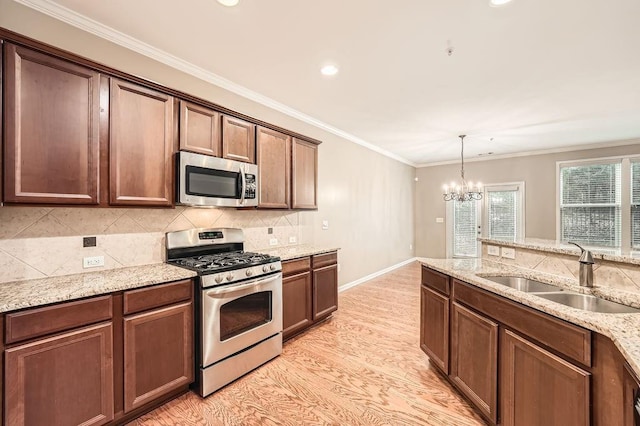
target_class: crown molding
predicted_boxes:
[13,0,416,167]
[415,138,640,168]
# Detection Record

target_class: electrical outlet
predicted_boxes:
[409,244,413,250]
[269,238,278,246]
[322,220,329,230]
[289,236,297,244]
[501,247,516,259]
[83,256,104,268]
[435,217,444,223]
[487,245,500,256]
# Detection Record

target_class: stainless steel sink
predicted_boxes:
[482,276,563,293]
[535,292,640,314]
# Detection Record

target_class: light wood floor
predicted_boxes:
[131,262,486,425]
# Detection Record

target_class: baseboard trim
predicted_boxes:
[339,257,418,293]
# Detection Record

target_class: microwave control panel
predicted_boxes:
[245,174,257,199]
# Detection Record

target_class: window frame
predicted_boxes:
[482,182,525,242]
[446,199,481,259]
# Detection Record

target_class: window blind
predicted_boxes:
[632,161,640,249]
[453,200,478,257]
[487,190,517,241]
[560,162,621,247]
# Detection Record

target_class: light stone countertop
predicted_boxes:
[260,245,340,261]
[479,237,640,265]
[0,263,197,313]
[418,257,640,378]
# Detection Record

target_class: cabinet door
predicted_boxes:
[451,302,498,423]
[5,323,114,426]
[222,115,255,163]
[179,100,220,156]
[256,126,291,208]
[420,286,449,374]
[623,363,640,426]
[4,43,100,204]
[501,329,590,426]
[283,271,312,340]
[291,138,318,209]
[313,264,338,320]
[123,302,193,413]
[110,79,174,206]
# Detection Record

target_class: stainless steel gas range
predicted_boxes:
[166,228,282,397]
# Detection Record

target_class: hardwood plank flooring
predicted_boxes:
[130,262,486,425]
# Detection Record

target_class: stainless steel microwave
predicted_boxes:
[177,151,258,207]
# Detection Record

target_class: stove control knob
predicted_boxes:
[262,265,269,273]
[270,264,276,271]
[215,275,223,284]
[226,274,234,282]
[246,269,253,277]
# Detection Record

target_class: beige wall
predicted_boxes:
[0,0,415,286]
[416,143,640,258]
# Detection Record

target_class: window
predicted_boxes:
[447,200,480,258]
[632,160,640,249]
[484,183,524,242]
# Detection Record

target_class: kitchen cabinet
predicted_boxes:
[420,285,449,374]
[623,363,640,426]
[3,43,101,204]
[291,138,318,209]
[450,302,498,423]
[256,126,291,208]
[110,79,175,206]
[179,100,221,157]
[222,115,256,164]
[282,252,338,341]
[501,329,590,426]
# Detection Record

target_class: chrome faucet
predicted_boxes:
[568,242,594,287]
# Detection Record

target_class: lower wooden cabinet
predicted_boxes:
[623,363,640,426]
[420,285,449,374]
[450,302,498,423]
[282,271,313,340]
[501,329,590,426]
[5,323,114,426]
[313,264,338,320]
[123,301,193,412]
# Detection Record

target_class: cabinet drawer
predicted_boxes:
[422,266,450,296]
[312,252,337,269]
[454,280,591,366]
[5,295,113,345]
[124,279,193,315]
[283,257,311,277]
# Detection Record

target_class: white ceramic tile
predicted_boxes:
[49,208,125,235]
[0,207,51,239]
[0,250,46,283]
[15,214,76,238]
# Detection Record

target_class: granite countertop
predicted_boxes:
[479,237,640,265]
[260,245,340,261]
[418,257,640,378]
[0,263,197,313]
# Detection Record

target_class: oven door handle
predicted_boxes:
[205,273,281,297]
[239,165,247,205]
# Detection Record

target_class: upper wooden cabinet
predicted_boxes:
[3,43,101,204]
[179,100,221,157]
[257,126,291,208]
[222,115,256,164]
[110,79,175,206]
[292,138,318,209]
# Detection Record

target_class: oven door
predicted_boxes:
[201,272,282,367]
[177,151,258,207]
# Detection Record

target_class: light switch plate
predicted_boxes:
[322,220,329,230]
[487,245,500,256]
[83,256,104,268]
[501,247,516,259]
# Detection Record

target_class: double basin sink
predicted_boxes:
[482,276,640,314]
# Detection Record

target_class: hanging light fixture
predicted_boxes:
[443,135,483,202]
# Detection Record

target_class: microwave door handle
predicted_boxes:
[239,165,247,204]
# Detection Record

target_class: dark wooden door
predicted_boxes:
[313,264,338,320]
[291,138,318,209]
[451,302,498,423]
[5,323,114,426]
[110,79,175,206]
[256,126,291,208]
[501,329,590,426]
[4,43,100,204]
[123,302,193,413]
[283,271,312,340]
[222,115,255,163]
[420,285,449,374]
[179,100,221,157]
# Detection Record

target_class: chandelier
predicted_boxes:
[443,135,483,202]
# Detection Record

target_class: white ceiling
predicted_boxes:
[20,0,640,166]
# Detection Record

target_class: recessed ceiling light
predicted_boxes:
[217,0,239,6]
[490,0,513,6]
[320,64,339,76]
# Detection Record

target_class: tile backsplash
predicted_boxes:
[0,206,309,283]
